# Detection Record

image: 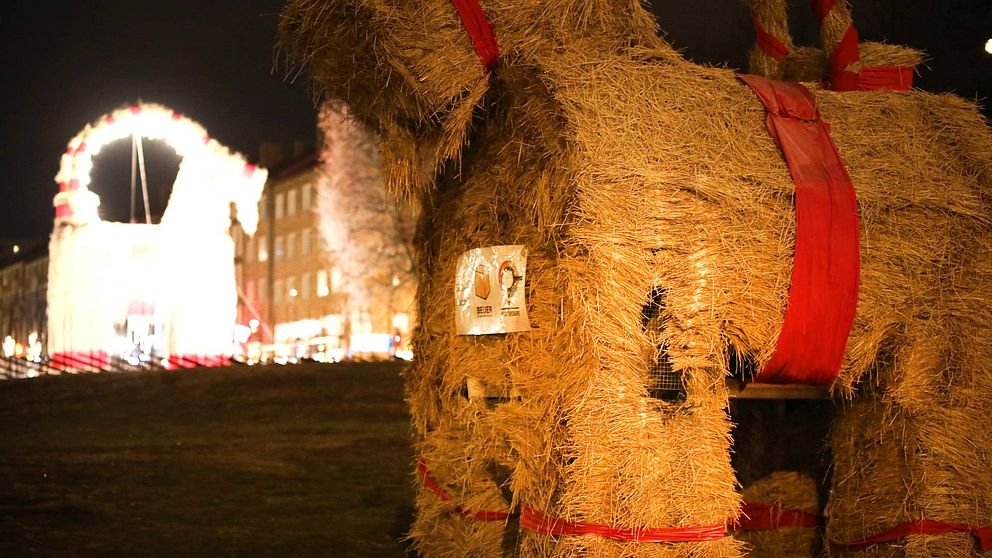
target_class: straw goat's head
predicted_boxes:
[280,0,664,198]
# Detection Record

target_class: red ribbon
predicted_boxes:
[738,74,861,386]
[752,16,791,61]
[520,505,727,543]
[416,458,515,522]
[449,0,500,71]
[811,0,834,23]
[736,503,822,531]
[810,0,912,91]
[832,519,992,552]
[831,66,913,92]
[827,24,860,76]
[416,459,990,552]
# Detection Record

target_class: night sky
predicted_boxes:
[1,0,989,239]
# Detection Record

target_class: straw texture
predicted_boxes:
[281,1,992,556]
[744,0,924,82]
[738,471,820,558]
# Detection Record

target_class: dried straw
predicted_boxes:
[742,0,924,83]
[281,1,992,556]
[738,471,819,558]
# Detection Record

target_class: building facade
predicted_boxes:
[234,151,414,363]
[0,240,48,365]
[235,154,350,362]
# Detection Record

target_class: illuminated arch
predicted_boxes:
[47,103,268,370]
[53,102,264,227]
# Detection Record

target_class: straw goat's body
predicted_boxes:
[281,1,992,556]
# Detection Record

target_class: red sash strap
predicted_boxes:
[832,65,913,92]
[449,0,500,71]
[736,502,822,531]
[520,505,727,543]
[751,16,791,61]
[416,458,514,521]
[831,520,992,552]
[738,74,860,386]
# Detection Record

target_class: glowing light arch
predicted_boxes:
[53,102,265,231]
[47,102,267,371]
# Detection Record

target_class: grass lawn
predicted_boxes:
[0,361,416,557]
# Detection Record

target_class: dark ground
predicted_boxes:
[0,361,416,557]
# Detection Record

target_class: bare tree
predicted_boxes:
[316,102,417,347]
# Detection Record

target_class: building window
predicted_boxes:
[316,270,329,297]
[258,194,267,220]
[331,266,343,293]
[301,228,312,256]
[287,188,297,216]
[257,235,268,262]
[258,278,266,304]
[275,192,285,219]
[246,237,255,264]
[274,279,283,304]
[302,183,312,210]
[302,272,311,300]
[287,232,296,260]
[287,276,297,299]
[275,236,285,262]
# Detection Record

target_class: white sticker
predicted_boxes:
[455,245,531,335]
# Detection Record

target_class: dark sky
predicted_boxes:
[0,0,316,237]
[1,0,989,239]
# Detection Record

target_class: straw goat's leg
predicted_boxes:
[827,319,992,557]
[741,0,793,79]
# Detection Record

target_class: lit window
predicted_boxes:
[287,276,297,299]
[287,232,296,260]
[275,236,285,261]
[287,188,297,216]
[302,183,312,210]
[301,228,311,256]
[257,235,268,262]
[331,267,343,293]
[316,270,329,297]
[275,193,285,219]
[302,272,311,299]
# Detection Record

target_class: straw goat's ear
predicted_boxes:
[280,0,491,200]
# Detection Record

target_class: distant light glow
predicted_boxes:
[12,244,19,254]
[986,39,992,54]
[233,324,252,344]
[289,288,298,298]
[47,103,267,372]
[53,103,267,233]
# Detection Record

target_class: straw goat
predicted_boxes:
[282,1,992,556]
